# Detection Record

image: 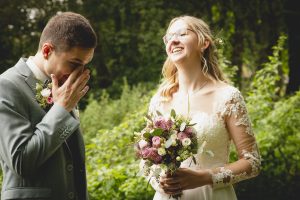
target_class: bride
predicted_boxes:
[141,15,261,200]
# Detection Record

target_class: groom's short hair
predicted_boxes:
[38,12,97,51]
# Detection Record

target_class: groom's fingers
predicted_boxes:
[73,69,90,93]
[51,74,58,91]
[64,66,83,86]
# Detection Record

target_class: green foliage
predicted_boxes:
[85,82,155,199]
[0,170,2,190]
[236,91,300,199]
[247,35,287,125]
[217,43,238,85]
[81,79,154,143]
[234,35,299,199]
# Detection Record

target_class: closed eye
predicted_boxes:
[69,62,82,69]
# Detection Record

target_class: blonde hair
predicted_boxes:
[158,16,225,100]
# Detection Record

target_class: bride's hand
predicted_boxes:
[160,168,212,195]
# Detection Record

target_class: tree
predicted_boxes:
[285,0,300,94]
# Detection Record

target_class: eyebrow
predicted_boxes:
[168,28,192,34]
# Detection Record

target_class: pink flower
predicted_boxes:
[184,127,195,137]
[138,139,149,149]
[154,116,173,131]
[141,147,163,164]
[152,136,161,148]
[177,132,188,141]
[47,97,53,104]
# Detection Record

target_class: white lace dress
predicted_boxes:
[143,85,261,200]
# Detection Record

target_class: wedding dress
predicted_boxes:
[142,85,261,200]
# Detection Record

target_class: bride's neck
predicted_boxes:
[176,62,208,94]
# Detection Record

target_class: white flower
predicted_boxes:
[35,83,43,91]
[180,122,186,132]
[182,138,191,147]
[157,147,166,156]
[41,88,51,97]
[171,133,177,140]
[172,140,177,146]
[165,138,173,148]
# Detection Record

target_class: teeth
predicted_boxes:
[172,47,183,53]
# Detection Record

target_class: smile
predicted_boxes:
[171,47,184,53]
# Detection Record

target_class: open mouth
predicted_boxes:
[171,47,184,54]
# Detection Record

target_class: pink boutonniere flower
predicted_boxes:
[35,80,53,109]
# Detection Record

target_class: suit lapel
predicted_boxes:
[15,58,39,95]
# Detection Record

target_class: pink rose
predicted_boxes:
[184,126,195,137]
[152,136,161,148]
[154,116,173,131]
[141,147,163,164]
[177,132,188,141]
[47,97,53,104]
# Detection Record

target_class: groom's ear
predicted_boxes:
[41,43,54,59]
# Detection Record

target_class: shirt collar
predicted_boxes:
[26,56,49,83]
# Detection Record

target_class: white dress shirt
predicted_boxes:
[26,56,49,83]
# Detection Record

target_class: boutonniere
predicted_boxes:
[35,80,53,109]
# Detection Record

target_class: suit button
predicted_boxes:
[68,192,74,199]
[67,164,73,171]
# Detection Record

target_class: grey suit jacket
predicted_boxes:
[0,58,88,200]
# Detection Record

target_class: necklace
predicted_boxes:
[187,80,208,96]
[186,80,208,116]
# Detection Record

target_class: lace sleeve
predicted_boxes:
[210,89,261,188]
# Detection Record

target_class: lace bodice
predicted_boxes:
[144,85,261,190]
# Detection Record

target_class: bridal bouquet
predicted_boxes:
[134,109,198,190]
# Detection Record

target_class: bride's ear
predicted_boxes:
[200,40,210,53]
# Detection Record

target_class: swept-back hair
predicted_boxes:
[158,16,225,100]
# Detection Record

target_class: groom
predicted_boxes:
[0,12,97,200]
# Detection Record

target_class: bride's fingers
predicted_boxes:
[163,178,180,185]
[163,184,182,195]
[162,183,181,190]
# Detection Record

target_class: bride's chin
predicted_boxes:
[170,54,186,63]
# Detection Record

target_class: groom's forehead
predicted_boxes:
[59,47,94,65]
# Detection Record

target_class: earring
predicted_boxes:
[201,56,208,75]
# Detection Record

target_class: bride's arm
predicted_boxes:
[209,89,261,188]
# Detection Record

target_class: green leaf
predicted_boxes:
[171,109,176,118]
[192,156,197,164]
[143,132,151,139]
[187,123,197,126]
[156,110,163,116]
[145,114,153,122]
[152,128,163,136]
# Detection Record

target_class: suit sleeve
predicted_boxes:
[0,77,80,176]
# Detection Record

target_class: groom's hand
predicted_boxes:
[51,67,90,112]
